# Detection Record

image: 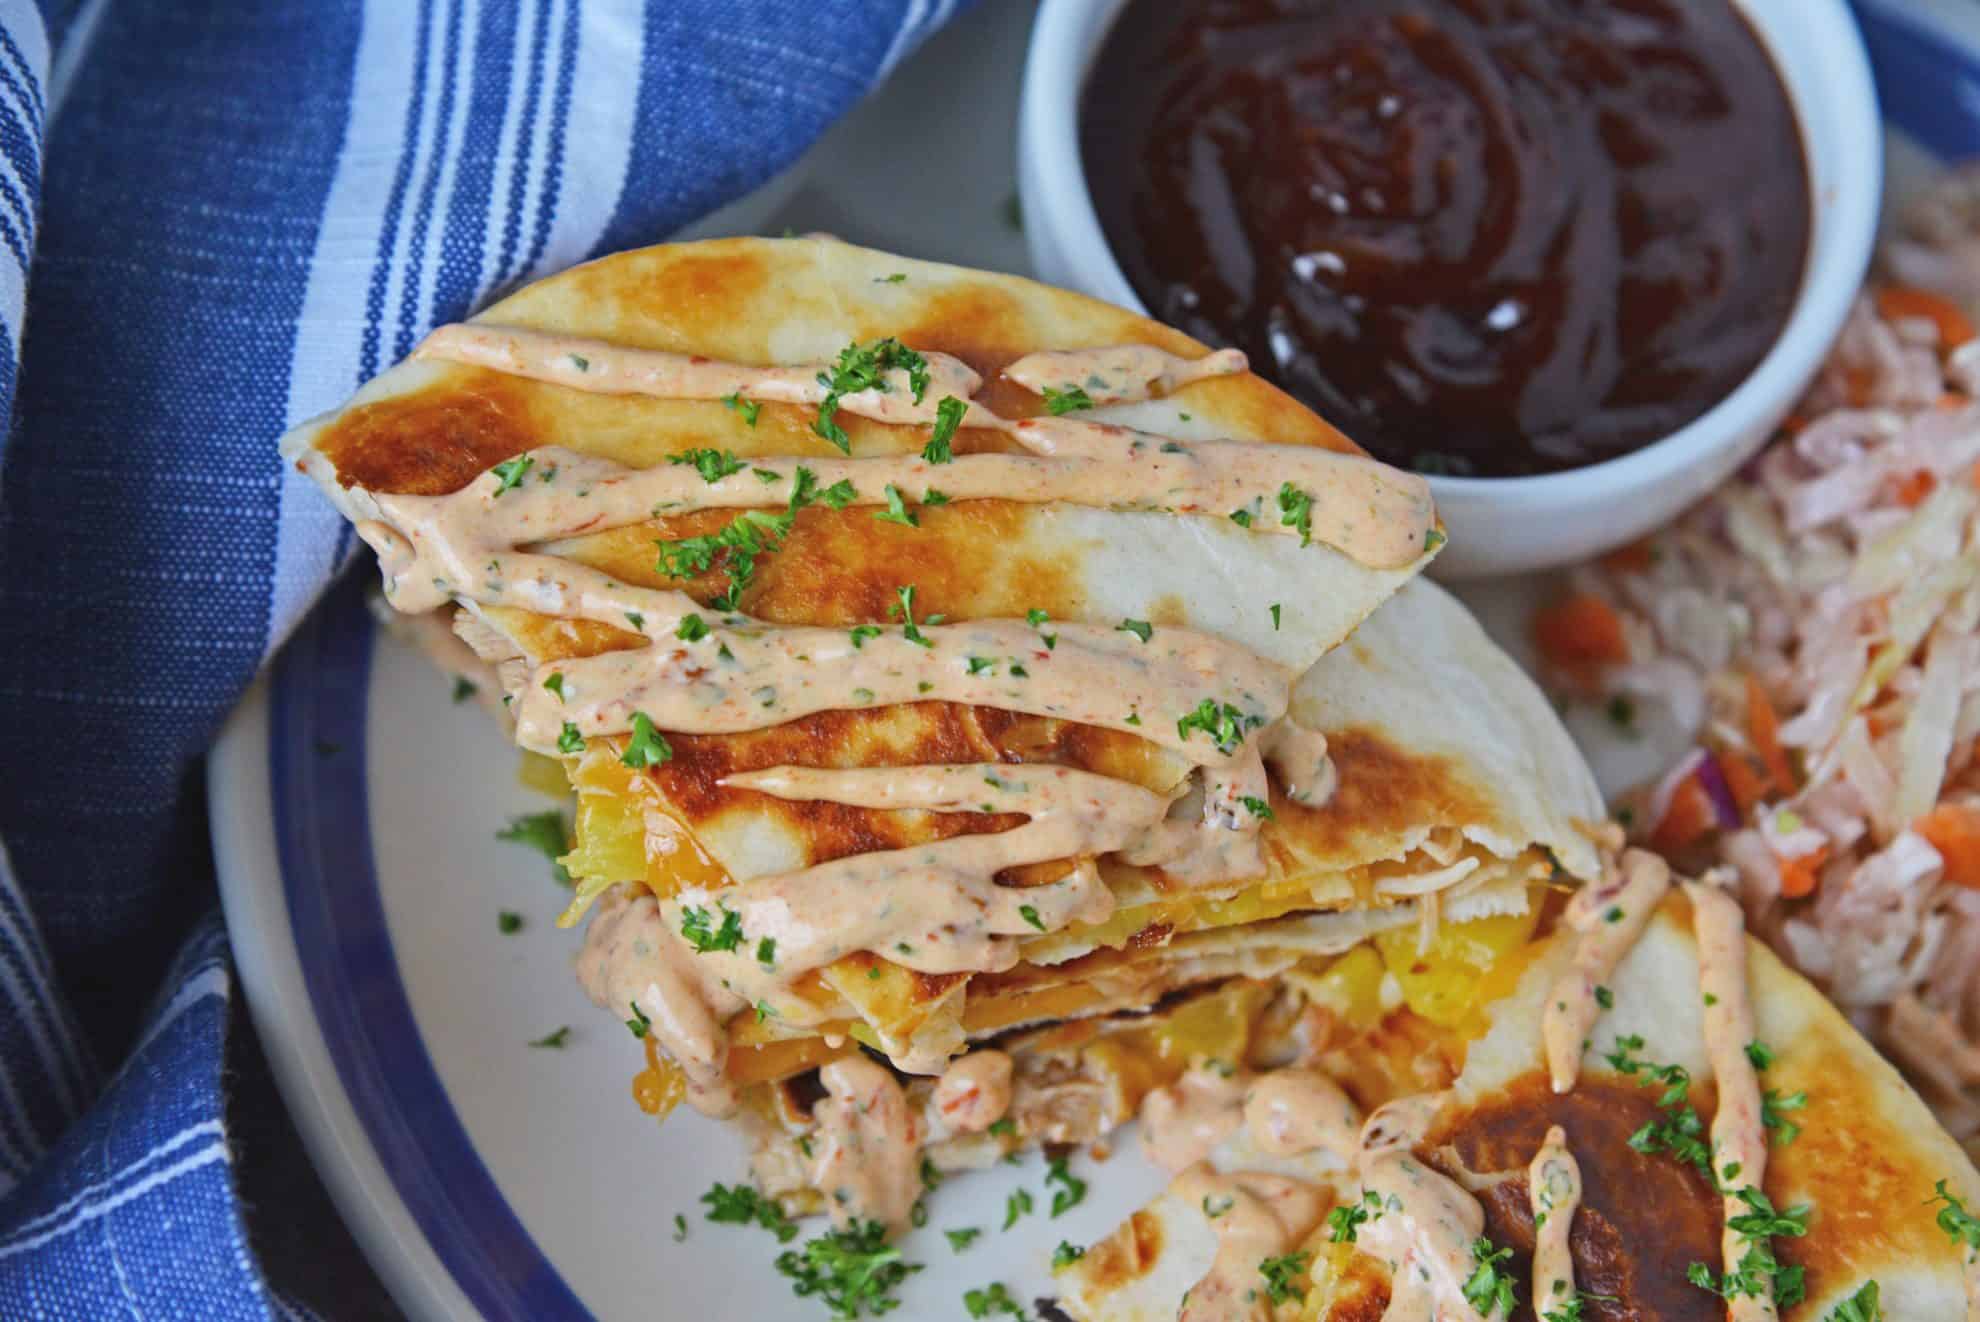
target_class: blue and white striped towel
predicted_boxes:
[0,2,967,1315]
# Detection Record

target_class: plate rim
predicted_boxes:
[212,576,580,1322]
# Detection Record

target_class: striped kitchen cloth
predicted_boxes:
[0,1,969,1316]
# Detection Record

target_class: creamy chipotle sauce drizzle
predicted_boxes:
[353,322,1441,1125]
[1355,1096,1494,1322]
[1687,880,1778,1322]
[931,1049,1013,1135]
[807,1055,922,1231]
[1542,849,1672,1091]
[1172,1166,1327,1322]
[1142,1063,1249,1174]
[1528,1126,1581,1318]
[1243,1068,1361,1162]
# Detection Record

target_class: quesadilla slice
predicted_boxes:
[281,235,1607,1224]
[1057,853,1980,1321]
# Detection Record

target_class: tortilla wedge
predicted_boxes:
[1058,890,1980,1321]
[281,236,1606,1084]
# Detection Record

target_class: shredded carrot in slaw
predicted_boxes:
[1533,592,1629,681]
[1916,805,1980,890]
[1776,845,1830,900]
[1875,284,1978,349]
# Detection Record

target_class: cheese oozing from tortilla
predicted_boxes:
[1528,1125,1581,1318]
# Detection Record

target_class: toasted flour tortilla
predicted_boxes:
[281,236,1601,1077]
[1060,892,1980,1321]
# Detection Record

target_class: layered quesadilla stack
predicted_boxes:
[279,239,1980,1317]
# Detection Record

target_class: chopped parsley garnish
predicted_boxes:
[677,613,710,642]
[756,937,777,967]
[1041,385,1093,415]
[673,1214,688,1242]
[1746,1040,1777,1069]
[923,489,949,505]
[497,810,566,858]
[923,395,965,464]
[878,272,908,284]
[1116,618,1152,643]
[1025,608,1048,627]
[1018,904,1044,931]
[814,337,931,452]
[1607,694,1636,730]
[1052,1241,1085,1270]
[721,391,760,426]
[703,1183,800,1243]
[1606,1035,1712,1174]
[655,464,840,610]
[626,1002,650,1038]
[669,448,749,484]
[1176,698,1262,755]
[543,671,568,701]
[1327,1191,1381,1243]
[1046,1156,1087,1216]
[962,1282,1024,1319]
[1269,603,1281,630]
[820,477,857,508]
[889,584,935,647]
[1229,507,1254,528]
[1763,1087,1807,1145]
[1277,482,1314,547]
[1931,1179,1980,1248]
[849,624,882,649]
[490,453,534,495]
[946,1227,981,1252]
[1687,1240,1805,1307]
[1002,1188,1033,1230]
[621,711,672,769]
[1594,985,1613,1010]
[497,910,523,934]
[496,810,569,881]
[1726,1186,1810,1240]
[1239,795,1274,820]
[1203,1193,1234,1218]
[1425,527,1447,553]
[567,353,590,372]
[1258,1250,1312,1305]
[986,1117,1016,1139]
[626,610,646,631]
[680,903,744,954]
[876,483,919,527]
[452,676,478,703]
[528,1026,570,1049]
[1823,1280,1881,1322]
[966,656,996,676]
[1463,1238,1517,1316]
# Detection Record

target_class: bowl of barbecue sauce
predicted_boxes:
[1020,0,1880,576]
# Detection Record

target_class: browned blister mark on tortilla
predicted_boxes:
[316,373,539,497]
[1264,727,1493,865]
[1431,1071,1724,1322]
[1077,1208,1167,1294]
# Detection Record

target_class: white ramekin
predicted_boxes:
[1019,0,1882,578]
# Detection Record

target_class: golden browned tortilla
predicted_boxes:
[280,236,1603,1090]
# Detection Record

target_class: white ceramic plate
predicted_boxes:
[211,0,1980,1316]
